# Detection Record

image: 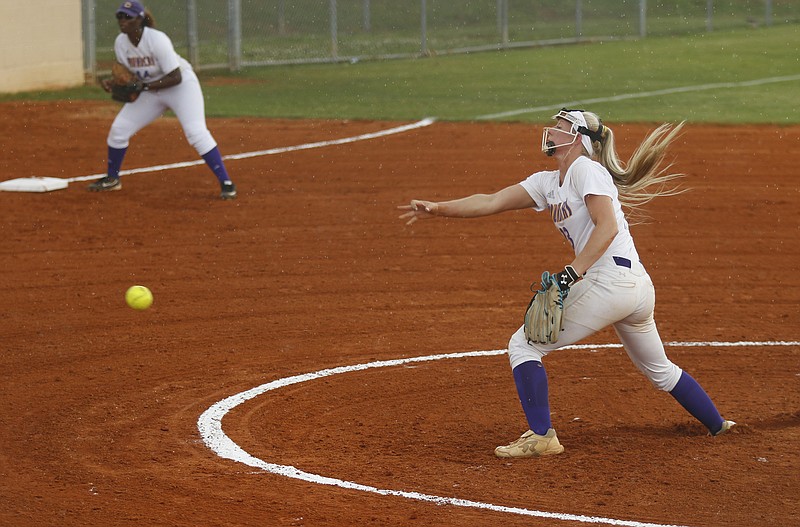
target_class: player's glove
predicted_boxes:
[523,265,581,345]
[109,62,145,103]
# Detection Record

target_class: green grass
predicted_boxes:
[86,0,799,67]
[4,24,799,124]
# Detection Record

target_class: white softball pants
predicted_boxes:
[107,71,217,156]
[507,256,682,392]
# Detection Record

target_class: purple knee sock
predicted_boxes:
[107,146,127,178]
[669,371,725,434]
[512,360,552,435]
[201,146,231,184]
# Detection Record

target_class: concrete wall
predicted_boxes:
[0,1,84,93]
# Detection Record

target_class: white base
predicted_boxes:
[0,177,69,193]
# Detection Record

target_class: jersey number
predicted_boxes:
[558,226,575,250]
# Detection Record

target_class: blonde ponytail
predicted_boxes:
[583,112,685,223]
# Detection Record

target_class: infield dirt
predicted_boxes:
[1,101,798,526]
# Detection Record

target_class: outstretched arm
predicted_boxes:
[398,183,535,225]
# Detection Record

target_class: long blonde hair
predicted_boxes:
[581,112,685,223]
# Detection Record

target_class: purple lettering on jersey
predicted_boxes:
[126,56,156,68]
[548,201,573,224]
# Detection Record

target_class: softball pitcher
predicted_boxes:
[89,1,237,200]
[399,109,735,457]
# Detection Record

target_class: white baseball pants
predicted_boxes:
[107,71,217,156]
[507,256,683,392]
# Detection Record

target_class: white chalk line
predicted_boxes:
[197,340,799,527]
[476,74,800,120]
[66,118,436,183]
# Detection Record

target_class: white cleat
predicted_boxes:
[713,420,736,436]
[494,428,565,458]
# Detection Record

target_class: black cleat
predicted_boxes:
[88,176,122,192]
[220,180,237,200]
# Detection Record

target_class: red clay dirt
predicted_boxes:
[1,100,798,527]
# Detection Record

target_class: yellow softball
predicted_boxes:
[125,285,153,310]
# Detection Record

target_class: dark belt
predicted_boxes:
[613,256,632,268]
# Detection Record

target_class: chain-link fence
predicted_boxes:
[84,0,799,77]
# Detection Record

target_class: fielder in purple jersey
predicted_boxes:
[399,109,735,457]
[89,1,237,200]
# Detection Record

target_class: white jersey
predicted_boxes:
[114,26,195,84]
[519,156,639,268]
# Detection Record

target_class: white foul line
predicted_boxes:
[197,340,799,527]
[476,74,800,120]
[67,118,436,183]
